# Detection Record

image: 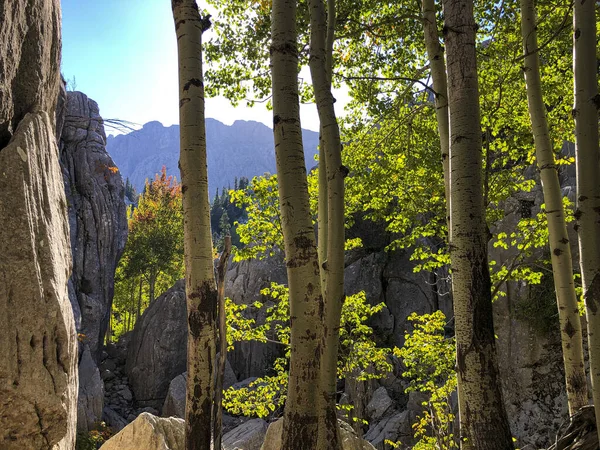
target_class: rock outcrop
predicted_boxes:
[0,1,78,448]
[126,280,188,409]
[162,364,238,419]
[59,91,127,433]
[222,418,268,450]
[126,255,285,410]
[77,345,104,432]
[100,412,185,450]
[225,255,288,379]
[59,91,128,357]
[261,418,376,450]
[126,278,239,411]
[0,0,62,147]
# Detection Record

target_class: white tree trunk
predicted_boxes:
[520,0,588,415]
[574,0,600,433]
[271,0,324,447]
[443,0,514,447]
[308,0,344,448]
[171,2,216,449]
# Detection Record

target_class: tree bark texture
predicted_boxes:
[520,0,588,415]
[574,0,600,434]
[171,2,216,449]
[271,0,324,448]
[213,235,232,450]
[308,0,344,448]
[442,0,515,447]
[421,0,450,226]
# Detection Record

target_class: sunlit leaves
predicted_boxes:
[395,311,458,449]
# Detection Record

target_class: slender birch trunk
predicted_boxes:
[308,0,344,448]
[574,0,600,432]
[520,0,588,415]
[172,2,216,449]
[271,0,324,447]
[442,0,514,447]
[213,236,232,450]
[421,0,450,223]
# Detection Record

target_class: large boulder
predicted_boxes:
[225,255,288,379]
[127,255,286,409]
[126,280,188,409]
[364,410,416,450]
[261,418,376,450]
[100,412,185,450]
[223,418,268,450]
[0,112,78,448]
[0,2,77,447]
[77,345,104,432]
[366,387,394,422]
[162,363,237,419]
[60,90,128,357]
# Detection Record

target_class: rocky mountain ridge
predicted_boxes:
[106,119,320,196]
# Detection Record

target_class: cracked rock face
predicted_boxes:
[59,91,128,433]
[59,91,128,358]
[0,0,62,147]
[0,1,78,448]
[0,112,78,450]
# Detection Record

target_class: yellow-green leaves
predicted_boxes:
[395,311,458,449]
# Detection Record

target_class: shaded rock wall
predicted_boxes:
[125,254,287,409]
[59,91,128,433]
[59,91,128,359]
[0,0,62,146]
[0,1,78,448]
[126,280,188,409]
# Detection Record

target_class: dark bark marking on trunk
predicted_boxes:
[270,42,298,56]
[564,319,576,338]
[183,78,203,92]
[554,248,563,256]
[188,282,217,328]
[584,273,600,314]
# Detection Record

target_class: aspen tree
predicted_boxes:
[171,2,216,449]
[421,0,450,222]
[574,0,600,433]
[271,0,323,447]
[520,0,588,414]
[442,0,514,447]
[307,0,344,448]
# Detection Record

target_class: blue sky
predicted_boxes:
[60,0,344,133]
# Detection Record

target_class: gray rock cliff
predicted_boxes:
[59,91,128,433]
[59,91,128,360]
[0,1,78,448]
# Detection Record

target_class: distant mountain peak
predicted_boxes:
[106,119,319,196]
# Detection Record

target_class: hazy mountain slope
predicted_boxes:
[106,119,319,195]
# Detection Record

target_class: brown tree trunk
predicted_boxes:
[213,236,232,450]
[171,2,216,449]
[442,0,514,447]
